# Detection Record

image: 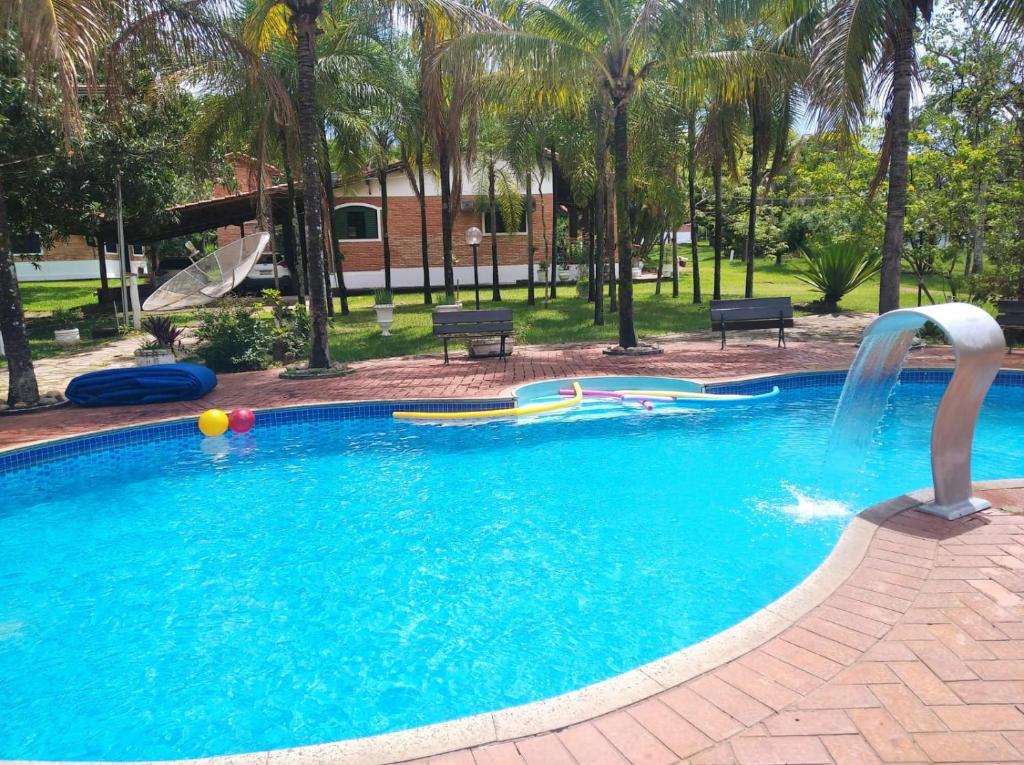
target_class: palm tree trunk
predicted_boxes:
[607,182,617,311]
[380,170,392,291]
[536,167,549,299]
[880,12,915,314]
[744,114,760,299]
[0,172,39,407]
[280,141,305,302]
[319,127,347,316]
[713,159,723,300]
[488,163,501,301]
[671,221,679,298]
[587,206,596,301]
[549,144,558,298]
[613,99,637,348]
[438,137,455,299]
[294,7,331,368]
[526,172,536,305]
[687,113,700,303]
[655,221,666,296]
[591,109,607,323]
[416,146,432,303]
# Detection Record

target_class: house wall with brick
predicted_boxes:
[330,164,557,290]
[14,235,144,282]
[213,156,280,249]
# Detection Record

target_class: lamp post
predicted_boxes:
[465,226,483,309]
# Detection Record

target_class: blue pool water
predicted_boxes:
[2,374,1023,760]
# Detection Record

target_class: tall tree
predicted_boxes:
[698,102,743,300]
[458,0,687,348]
[0,0,110,406]
[810,0,934,313]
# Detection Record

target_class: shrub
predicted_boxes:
[194,302,274,372]
[575,272,590,298]
[273,304,310,361]
[51,308,80,328]
[796,243,882,312]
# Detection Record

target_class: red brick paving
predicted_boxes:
[397,498,1024,764]
[3,336,1021,451]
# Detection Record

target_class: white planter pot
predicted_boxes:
[135,348,176,366]
[468,336,514,358]
[54,328,80,347]
[631,266,643,278]
[557,268,574,282]
[434,302,463,313]
[374,304,395,336]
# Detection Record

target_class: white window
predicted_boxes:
[333,204,381,241]
[481,207,528,235]
[104,242,144,256]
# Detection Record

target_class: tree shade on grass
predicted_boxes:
[324,248,947,363]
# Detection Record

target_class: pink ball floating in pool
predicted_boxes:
[228,408,256,434]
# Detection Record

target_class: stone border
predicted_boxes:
[0,396,516,460]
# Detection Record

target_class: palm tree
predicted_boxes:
[809,0,934,313]
[456,0,691,348]
[0,0,110,406]
[735,0,812,298]
[392,45,434,303]
[698,101,744,300]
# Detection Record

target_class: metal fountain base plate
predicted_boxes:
[918,496,991,521]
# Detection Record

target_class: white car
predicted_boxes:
[242,256,292,293]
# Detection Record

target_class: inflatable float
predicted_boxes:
[394,382,584,420]
[601,386,779,404]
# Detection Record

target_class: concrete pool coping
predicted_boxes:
[3,369,1023,764]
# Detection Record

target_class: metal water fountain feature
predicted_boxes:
[830,303,1006,520]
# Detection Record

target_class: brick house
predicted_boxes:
[211,156,561,290]
[11,233,147,283]
[18,155,564,291]
[326,164,557,290]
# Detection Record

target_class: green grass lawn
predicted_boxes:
[5,279,123,367]
[19,280,106,313]
[325,247,947,363]
[9,249,948,368]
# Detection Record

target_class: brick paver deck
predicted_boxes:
[399,489,1024,765]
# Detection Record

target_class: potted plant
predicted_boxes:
[135,315,183,366]
[538,259,549,283]
[372,288,396,336]
[468,335,514,358]
[52,308,81,347]
[433,286,462,313]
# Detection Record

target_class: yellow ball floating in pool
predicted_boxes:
[198,408,229,437]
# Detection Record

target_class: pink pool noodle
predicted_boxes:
[557,388,655,410]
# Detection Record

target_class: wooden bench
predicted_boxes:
[710,297,794,349]
[997,300,1024,352]
[433,309,514,364]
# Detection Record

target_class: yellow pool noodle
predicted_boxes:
[394,382,584,420]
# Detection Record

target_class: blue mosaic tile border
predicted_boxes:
[704,368,1024,395]
[0,398,514,476]
[5,368,1023,476]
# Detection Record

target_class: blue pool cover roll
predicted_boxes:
[65,363,217,407]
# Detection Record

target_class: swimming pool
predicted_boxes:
[1,370,1023,760]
